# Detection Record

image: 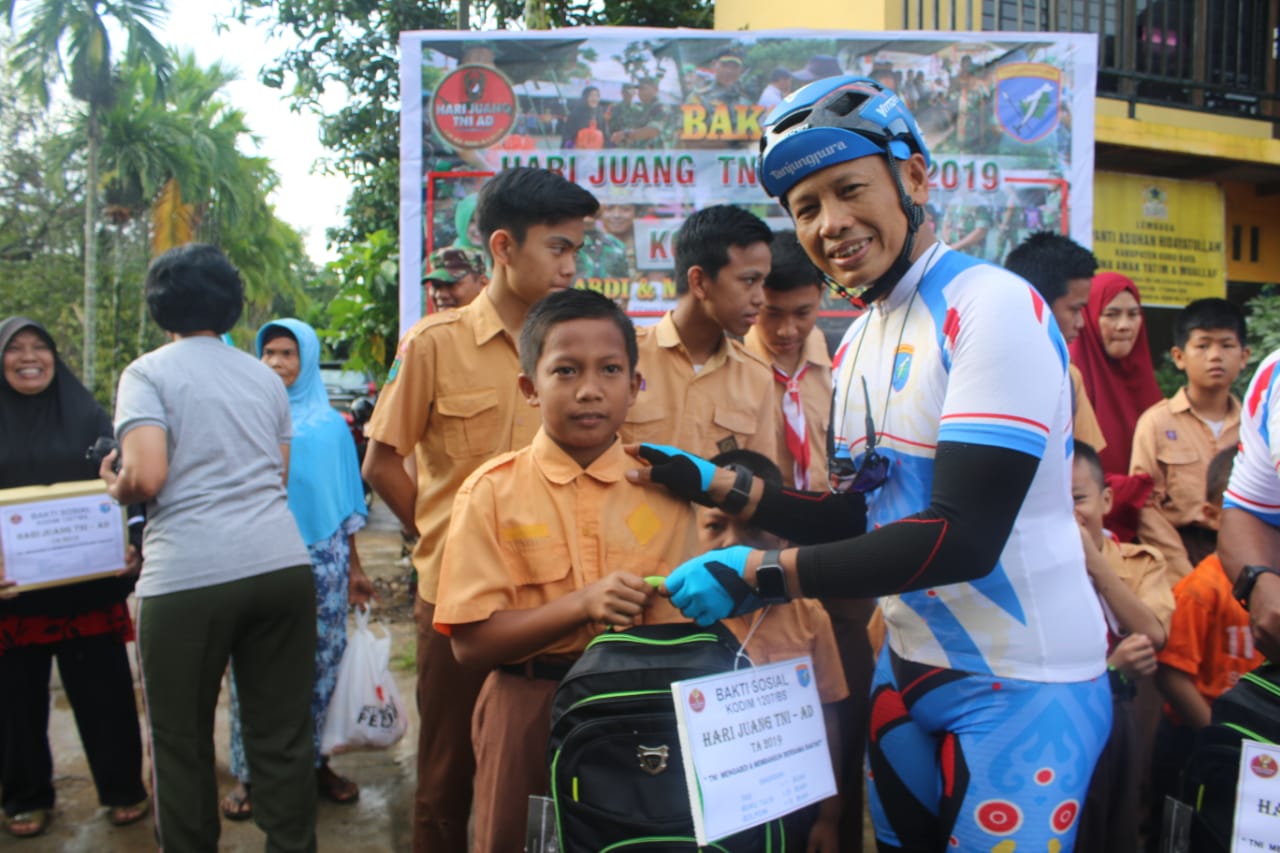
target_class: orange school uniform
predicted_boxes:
[726,600,850,705]
[621,312,781,460]
[743,325,833,490]
[434,430,700,853]
[365,292,540,604]
[1158,553,1266,717]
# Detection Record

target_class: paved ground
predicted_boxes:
[16,501,422,852]
[17,500,878,851]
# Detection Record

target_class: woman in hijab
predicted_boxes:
[1069,272,1163,538]
[219,318,372,820]
[561,85,606,148]
[0,317,149,839]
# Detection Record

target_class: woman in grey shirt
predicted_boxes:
[101,244,317,853]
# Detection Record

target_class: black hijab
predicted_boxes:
[0,316,129,616]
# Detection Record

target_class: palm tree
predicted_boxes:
[5,0,170,390]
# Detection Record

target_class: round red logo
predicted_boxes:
[1051,799,1079,833]
[687,688,705,713]
[1251,754,1279,779]
[430,64,517,149]
[975,799,1022,836]
[1034,768,1055,786]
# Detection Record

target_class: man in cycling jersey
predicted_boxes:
[631,76,1111,852]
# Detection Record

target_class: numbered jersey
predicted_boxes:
[829,243,1106,682]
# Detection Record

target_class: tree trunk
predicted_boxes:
[83,106,100,389]
[457,0,470,29]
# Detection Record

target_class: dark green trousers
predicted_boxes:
[137,564,317,853]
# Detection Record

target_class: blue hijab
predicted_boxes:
[256,318,367,546]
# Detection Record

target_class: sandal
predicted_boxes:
[220,784,253,822]
[317,762,359,805]
[108,796,151,827]
[6,809,51,839]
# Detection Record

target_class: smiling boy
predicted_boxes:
[433,288,697,853]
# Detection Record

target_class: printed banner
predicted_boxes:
[1232,739,1280,851]
[400,28,1098,338]
[671,656,835,844]
[1093,171,1226,308]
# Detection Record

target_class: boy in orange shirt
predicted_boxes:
[1073,441,1174,852]
[1150,447,1266,837]
[696,448,846,852]
[433,289,699,853]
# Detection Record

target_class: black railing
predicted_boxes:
[902,0,1280,124]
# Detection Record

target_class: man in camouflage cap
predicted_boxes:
[423,245,487,310]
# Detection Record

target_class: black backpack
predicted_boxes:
[1179,663,1280,852]
[548,622,787,852]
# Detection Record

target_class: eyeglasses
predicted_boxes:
[829,377,891,494]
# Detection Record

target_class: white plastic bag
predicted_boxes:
[319,604,407,754]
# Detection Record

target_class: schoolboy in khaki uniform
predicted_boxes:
[620,205,779,459]
[434,289,699,853]
[1072,441,1173,852]
[362,168,598,853]
[1131,298,1248,581]
[742,230,832,491]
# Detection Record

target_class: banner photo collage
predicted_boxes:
[399,27,1097,338]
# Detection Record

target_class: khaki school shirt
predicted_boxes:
[743,325,833,490]
[1070,363,1107,453]
[620,312,780,460]
[1101,536,1175,636]
[364,292,539,603]
[726,600,849,705]
[1130,388,1240,581]
[433,430,698,659]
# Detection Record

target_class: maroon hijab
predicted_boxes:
[1069,272,1162,476]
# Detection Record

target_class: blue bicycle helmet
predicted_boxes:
[758,75,930,200]
[758,75,933,306]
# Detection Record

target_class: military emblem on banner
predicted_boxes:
[430,64,518,149]
[994,63,1061,144]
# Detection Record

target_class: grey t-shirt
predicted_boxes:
[115,336,309,597]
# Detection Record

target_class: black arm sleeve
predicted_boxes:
[751,483,867,545]
[781,442,1040,599]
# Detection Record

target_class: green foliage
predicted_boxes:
[238,1,713,362]
[320,229,400,381]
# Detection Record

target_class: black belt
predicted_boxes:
[497,656,576,682]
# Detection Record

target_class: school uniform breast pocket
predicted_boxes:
[436,388,501,458]
[506,539,572,586]
[1157,443,1203,511]
[712,406,758,440]
[621,400,667,444]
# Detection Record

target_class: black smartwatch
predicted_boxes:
[1232,565,1280,611]
[719,464,754,515]
[754,549,790,604]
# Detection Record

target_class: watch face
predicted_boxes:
[756,564,787,601]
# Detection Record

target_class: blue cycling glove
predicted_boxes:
[638,443,717,506]
[665,545,762,626]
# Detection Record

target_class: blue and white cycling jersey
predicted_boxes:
[1225,347,1280,527]
[830,243,1107,682]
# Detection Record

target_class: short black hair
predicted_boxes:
[1174,298,1246,349]
[145,243,244,334]
[710,448,783,488]
[519,287,637,377]
[260,325,297,347]
[674,205,773,295]
[1072,439,1105,490]
[474,167,599,251]
[1004,231,1097,305]
[1206,446,1237,502]
[765,230,825,293]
